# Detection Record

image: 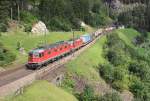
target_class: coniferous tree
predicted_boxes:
[0,0,11,31]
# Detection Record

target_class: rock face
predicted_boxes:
[111,0,123,10]
[31,21,48,34]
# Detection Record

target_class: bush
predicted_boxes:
[99,92,122,101]
[113,68,125,81]
[0,23,7,32]
[0,51,16,66]
[112,81,125,92]
[99,64,115,84]
[0,44,16,66]
[106,49,127,66]
[128,61,149,80]
[48,17,72,31]
[129,79,146,99]
[76,85,95,101]
[20,11,38,32]
[61,72,75,93]
[135,35,145,45]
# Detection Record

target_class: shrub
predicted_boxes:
[112,81,125,92]
[113,68,125,81]
[106,49,126,66]
[99,64,115,84]
[99,92,122,101]
[0,44,16,66]
[130,79,146,99]
[128,61,149,80]
[48,17,72,31]
[0,23,7,32]
[76,85,95,101]
[61,72,75,93]
[20,11,38,32]
[0,51,16,66]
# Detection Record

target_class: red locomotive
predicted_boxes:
[26,38,83,69]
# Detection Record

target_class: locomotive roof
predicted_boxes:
[30,48,45,53]
[38,41,69,50]
[30,41,68,53]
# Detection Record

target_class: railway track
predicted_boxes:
[0,66,33,87]
[0,30,109,97]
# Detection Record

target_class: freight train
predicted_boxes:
[26,27,115,69]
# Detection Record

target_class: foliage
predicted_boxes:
[101,28,150,100]
[128,61,149,80]
[117,2,150,31]
[38,0,110,31]
[0,23,7,32]
[0,43,16,66]
[76,85,95,101]
[48,17,72,31]
[0,0,111,32]
[99,64,115,84]
[99,64,126,91]
[129,79,150,101]
[0,0,11,32]
[20,11,38,32]
[98,92,122,101]
[61,72,75,93]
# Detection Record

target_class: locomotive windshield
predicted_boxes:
[29,49,45,58]
[29,52,39,57]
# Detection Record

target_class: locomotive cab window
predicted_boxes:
[48,51,51,54]
[33,52,39,57]
[65,45,67,48]
[29,52,33,57]
[39,52,44,57]
[54,49,57,52]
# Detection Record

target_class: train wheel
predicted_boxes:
[36,65,42,70]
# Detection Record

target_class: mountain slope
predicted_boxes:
[6,81,78,101]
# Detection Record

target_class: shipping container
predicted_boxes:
[80,34,92,43]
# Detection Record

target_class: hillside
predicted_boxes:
[62,28,150,101]
[5,81,78,101]
[3,31,119,101]
[0,31,85,68]
[100,28,150,100]
[2,28,150,101]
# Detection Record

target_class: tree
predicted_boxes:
[0,0,11,31]
[128,61,149,80]
[99,64,115,84]
[130,79,147,100]
[77,85,95,101]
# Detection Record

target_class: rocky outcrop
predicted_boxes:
[31,21,48,34]
[111,0,123,10]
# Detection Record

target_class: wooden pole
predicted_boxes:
[10,7,13,20]
[18,4,20,23]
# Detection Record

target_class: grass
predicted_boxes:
[115,28,140,48]
[0,31,85,68]
[116,28,149,56]
[5,81,78,101]
[66,36,107,81]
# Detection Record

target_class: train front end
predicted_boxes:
[26,49,45,69]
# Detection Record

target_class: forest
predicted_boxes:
[0,0,112,32]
